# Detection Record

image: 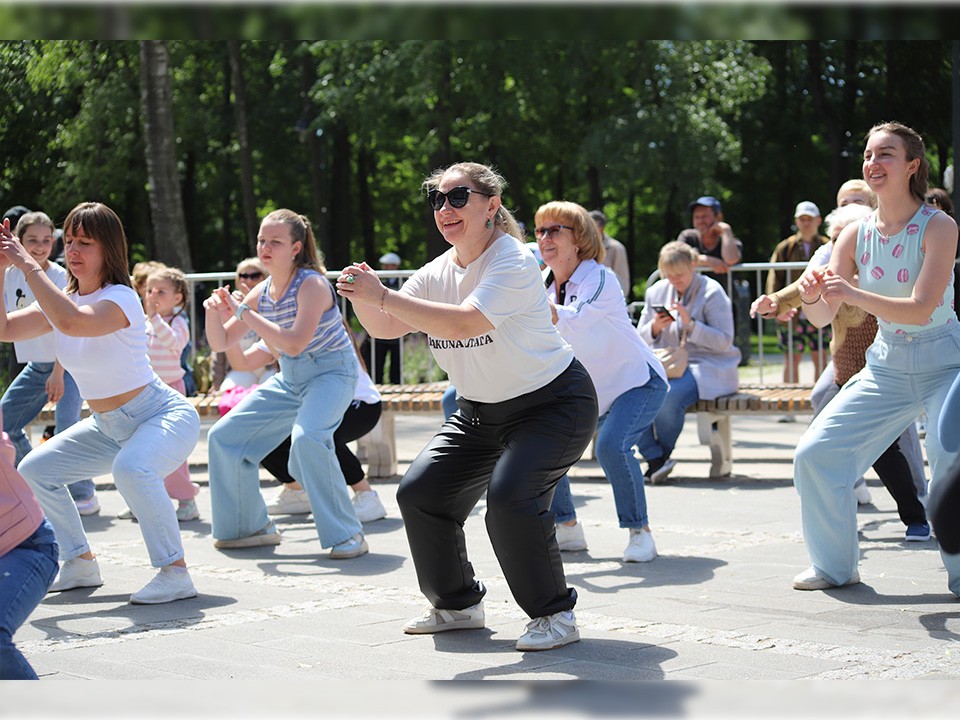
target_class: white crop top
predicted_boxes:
[45,284,157,400]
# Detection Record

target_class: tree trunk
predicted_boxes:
[139,40,193,271]
[328,121,352,270]
[357,145,376,265]
[228,40,259,256]
[298,46,329,262]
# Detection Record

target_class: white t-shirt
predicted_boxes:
[400,234,573,403]
[550,260,667,416]
[4,263,67,363]
[44,284,157,400]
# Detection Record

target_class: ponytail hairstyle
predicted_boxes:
[146,266,189,319]
[866,122,930,204]
[422,162,524,241]
[262,209,325,273]
[62,202,133,294]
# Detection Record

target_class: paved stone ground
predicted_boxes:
[9,408,960,709]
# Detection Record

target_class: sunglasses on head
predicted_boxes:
[427,186,494,211]
[534,224,574,239]
[237,271,263,280]
[925,195,940,205]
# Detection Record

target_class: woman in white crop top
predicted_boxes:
[337,162,599,652]
[792,122,960,597]
[0,202,201,606]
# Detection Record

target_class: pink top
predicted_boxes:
[0,420,45,557]
[147,313,189,385]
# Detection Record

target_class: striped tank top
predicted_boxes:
[257,268,351,355]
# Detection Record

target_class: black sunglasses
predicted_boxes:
[237,271,264,280]
[924,196,941,205]
[427,186,493,211]
[534,224,574,239]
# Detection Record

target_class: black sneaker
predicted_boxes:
[644,457,666,480]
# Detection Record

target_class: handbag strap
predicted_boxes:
[677,276,700,347]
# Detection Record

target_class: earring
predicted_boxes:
[485,218,492,229]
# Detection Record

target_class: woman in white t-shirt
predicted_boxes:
[337,162,598,652]
[0,202,201,605]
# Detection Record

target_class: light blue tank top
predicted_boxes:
[258,268,351,355]
[856,204,956,335]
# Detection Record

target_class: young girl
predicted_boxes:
[794,122,960,596]
[0,212,96,515]
[144,266,201,521]
[204,209,365,558]
[0,202,200,604]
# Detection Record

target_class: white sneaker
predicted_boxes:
[48,557,103,592]
[556,522,587,552]
[792,566,861,591]
[352,490,386,523]
[329,533,368,559]
[130,566,197,604]
[622,527,657,563]
[214,522,282,549]
[516,609,580,651]
[854,482,873,505]
[74,494,100,516]
[266,486,311,516]
[404,601,485,634]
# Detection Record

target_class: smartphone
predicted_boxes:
[652,305,673,318]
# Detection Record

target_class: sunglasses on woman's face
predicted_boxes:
[427,186,493,212]
[237,271,263,281]
[534,224,574,239]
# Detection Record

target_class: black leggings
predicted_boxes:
[261,400,382,486]
[929,455,960,554]
[871,437,927,527]
[397,359,598,619]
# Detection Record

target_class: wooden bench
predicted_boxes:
[693,384,813,478]
[29,381,813,481]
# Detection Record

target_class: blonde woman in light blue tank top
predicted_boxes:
[791,123,960,597]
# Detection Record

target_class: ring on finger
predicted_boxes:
[345,274,356,284]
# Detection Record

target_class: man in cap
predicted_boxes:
[765,201,830,389]
[677,196,742,287]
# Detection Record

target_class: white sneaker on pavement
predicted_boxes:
[130,566,197,604]
[649,458,677,485]
[352,490,386,522]
[622,527,657,563]
[792,566,861,591]
[214,522,282,549]
[48,557,103,592]
[516,610,580,651]
[556,522,587,552]
[403,601,485,634]
[854,482,873,505]
[266,486,311,516]
[74,494,100,516]
[329,533,368,559]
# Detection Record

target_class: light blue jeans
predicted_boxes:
[811,360,927,496]
[1,361,94,501]
[19,379,200,567]
[794,324,960,595]
[636,367,700,463]
[207,346,360,548]
[552,372,668,527]
[0,519,57,680]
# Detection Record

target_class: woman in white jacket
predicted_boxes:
[637,241,740,483]
[538,201,668,563]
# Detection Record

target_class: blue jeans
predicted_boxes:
[19,380,200,567]
[441,384,458,421]
[0,519,58,680]
[552,372,668,527]
[1,361,94,501]
[636,368,700,463]
[208,346,360,548]
[795,324,960,594]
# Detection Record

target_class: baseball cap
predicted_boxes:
[794,201,821,218]
[379,252,401,266]
[687,196,722,213]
